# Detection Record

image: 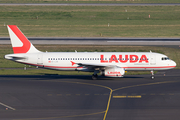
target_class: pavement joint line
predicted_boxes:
[50,93,176,96]
[0,102,16,110]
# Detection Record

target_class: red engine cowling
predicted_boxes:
[102,67,125,77]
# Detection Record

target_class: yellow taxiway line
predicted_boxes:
[113,95,142,98]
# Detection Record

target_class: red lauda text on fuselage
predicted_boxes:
[107,71,121,74]
[100,55,149,63]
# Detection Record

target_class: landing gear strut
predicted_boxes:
[92,70,99,80]
[151,70,154,79]
[92,74,98,80]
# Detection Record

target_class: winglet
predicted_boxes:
[7,25,41,54]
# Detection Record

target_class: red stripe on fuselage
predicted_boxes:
[15,62,175,70]
[123,66,176,69]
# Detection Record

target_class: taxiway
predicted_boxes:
[0,69,180,120]
[1,37,180,46]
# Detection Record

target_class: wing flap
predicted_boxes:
[77,62,117,68]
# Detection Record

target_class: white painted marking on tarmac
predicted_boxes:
[0,102,16,110]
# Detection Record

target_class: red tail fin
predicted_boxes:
[7,25,40,54]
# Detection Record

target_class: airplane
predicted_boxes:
[5,25,176,80]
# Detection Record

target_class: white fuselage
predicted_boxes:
[5,52,176,72]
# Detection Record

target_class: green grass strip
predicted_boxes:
[1,0,180,3]
[0,6,180,37]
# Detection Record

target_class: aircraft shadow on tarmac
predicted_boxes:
[0,75,143,80]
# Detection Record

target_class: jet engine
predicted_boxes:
[101,67,125,77]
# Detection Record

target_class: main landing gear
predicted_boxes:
[151,70,154,79]
[92,74,98,80]
[92,70,99,80]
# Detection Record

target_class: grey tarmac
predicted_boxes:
[0,69,180,120]
[1,37,180,46]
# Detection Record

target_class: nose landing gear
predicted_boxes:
[151,70,154,79]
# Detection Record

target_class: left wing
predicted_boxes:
[71,61,120,71]
[71,61,116,68]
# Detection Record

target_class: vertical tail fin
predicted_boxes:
[7,25,41,54]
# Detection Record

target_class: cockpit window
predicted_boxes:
[162,57,170,60]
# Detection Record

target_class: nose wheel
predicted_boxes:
[151,70,154,79]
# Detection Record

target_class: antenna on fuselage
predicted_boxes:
[75,50,77,53]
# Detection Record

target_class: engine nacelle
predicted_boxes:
[102,67,125,77]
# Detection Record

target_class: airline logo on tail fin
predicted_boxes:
[7,25,40,54]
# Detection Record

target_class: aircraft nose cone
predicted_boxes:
[171,60,176,68]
